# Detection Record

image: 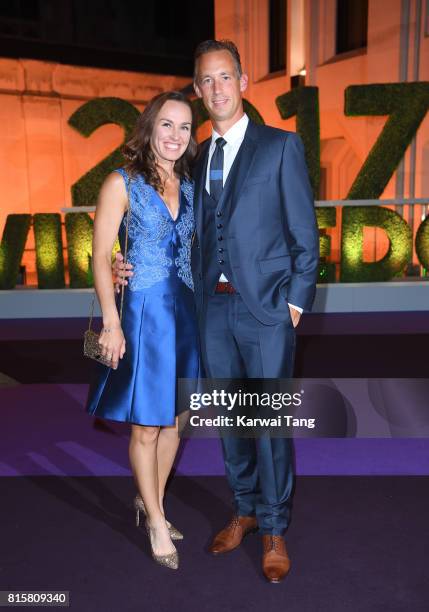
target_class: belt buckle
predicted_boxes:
[216,281,235,294]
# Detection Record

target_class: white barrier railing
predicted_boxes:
[61,198,429,213]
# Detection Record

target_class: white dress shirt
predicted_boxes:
[205,113,302,315]
[205,113,249,194]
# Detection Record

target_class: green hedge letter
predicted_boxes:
[33,213,65,288]
[415,215,429,270]
[316,207,336,283]
[65,213,94,288]
[345,83,429,199]
[276,87,320,198]
[0,214,31,289]
[68,97,139,206]
[341,206,412,282]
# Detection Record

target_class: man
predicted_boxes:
[115,39,319,583]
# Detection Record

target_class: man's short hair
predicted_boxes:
[194,39,243,81]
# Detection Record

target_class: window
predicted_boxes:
[336,0,368,55]
[269,0,287,73]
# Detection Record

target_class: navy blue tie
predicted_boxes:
[209,137,226,202]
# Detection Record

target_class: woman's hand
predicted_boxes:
[113,251,134,293]
[98,327,126,370]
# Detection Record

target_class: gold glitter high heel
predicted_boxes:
[145,521,179,570]
[133,495,183,540]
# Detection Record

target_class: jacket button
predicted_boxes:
[216,211,222,217]
[218,259,224,265]
[217,223,223,229]
[218,248,224,253]
[218,236,223,241]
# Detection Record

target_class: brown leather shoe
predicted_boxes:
[262,535,291,583]
[209,515,258,555]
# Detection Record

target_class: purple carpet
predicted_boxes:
[1,475,428,611]
[1,384,429,476]
[1,312,429,476]
[2,314,429,609]
[1,312,429,340]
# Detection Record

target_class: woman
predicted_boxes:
[85,91,200,570]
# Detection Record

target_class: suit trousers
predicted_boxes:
[199,291,296,535]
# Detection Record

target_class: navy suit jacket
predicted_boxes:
[191,119,319,326]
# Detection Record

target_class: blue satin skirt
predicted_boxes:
[85,284,200,426]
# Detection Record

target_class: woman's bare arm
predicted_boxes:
[92,172,128,367]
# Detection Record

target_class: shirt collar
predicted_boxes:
[211,113,249,147]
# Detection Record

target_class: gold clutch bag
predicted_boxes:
[83,175,131,367]
[83,329,114,367]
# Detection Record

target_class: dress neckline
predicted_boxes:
[153,178,183,223]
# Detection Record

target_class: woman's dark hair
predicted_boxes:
[122,91,197,193]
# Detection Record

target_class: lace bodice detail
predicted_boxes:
[115,168,195,291]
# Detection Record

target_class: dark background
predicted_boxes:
[0,0,214,75]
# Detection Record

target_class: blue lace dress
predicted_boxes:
[85,168,200,426]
